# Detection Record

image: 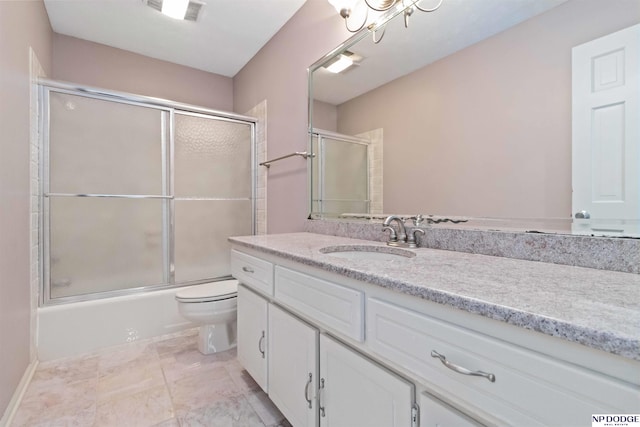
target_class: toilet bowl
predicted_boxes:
[175,279,238,355]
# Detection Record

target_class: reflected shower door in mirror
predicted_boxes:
[309,0,640,236]
[311,130,383,216]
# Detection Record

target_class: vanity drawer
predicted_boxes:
[275,266,364,342]
[231,250,274,296]
[367,298,638,426]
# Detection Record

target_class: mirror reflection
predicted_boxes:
[309,0,640,236]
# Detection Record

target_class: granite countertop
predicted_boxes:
[229,232,640,361]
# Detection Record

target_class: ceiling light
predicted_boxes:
[145,0,205,22]
[162,0,189,19]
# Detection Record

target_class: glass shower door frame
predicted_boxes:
[39,83,256,306]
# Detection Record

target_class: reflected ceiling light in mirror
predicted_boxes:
[327,0,443,42]
[326,55,354,73]
[323,51,362,73]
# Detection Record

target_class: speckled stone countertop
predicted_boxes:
[229,232,640,361]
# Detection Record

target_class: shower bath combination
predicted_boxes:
[35,81,257,359]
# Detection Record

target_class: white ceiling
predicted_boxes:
[44,0,307,78]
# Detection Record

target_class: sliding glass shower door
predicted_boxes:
[173,112,253,283]
[43,86,254,304]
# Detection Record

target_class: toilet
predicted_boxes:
[175,279,238,355]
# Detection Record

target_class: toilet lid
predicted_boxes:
[175,279,238,302]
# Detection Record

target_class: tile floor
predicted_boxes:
[12,328,291,427]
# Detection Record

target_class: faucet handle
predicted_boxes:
[407,228,425,248]
[382,225,398,243]
[411,214,424,226]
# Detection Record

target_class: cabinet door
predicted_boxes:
[319,334,413,427]
[268,304,319,427]
[419,392,484,427]
[237,284,268,391]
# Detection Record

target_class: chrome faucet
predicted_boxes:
[383,215,424,248]
[382,215,407,247]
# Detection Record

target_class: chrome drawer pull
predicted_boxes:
[304,373,313,409]
[431,350,496,383]
[258,331,266,359]
[319,378,326,417]
[242,266,254,273]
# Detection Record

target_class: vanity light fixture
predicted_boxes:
[145,0,205,21]
[327,0,443,43]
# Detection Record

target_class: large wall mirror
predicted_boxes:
[309,0,640,237]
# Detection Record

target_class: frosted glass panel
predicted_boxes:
[49,92,164,195]
[49,197,165,299]
[175,113,252,198]
[174,200,252,283]
[323,138,368,202]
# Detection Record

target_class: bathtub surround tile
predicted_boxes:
[14,327,288,426]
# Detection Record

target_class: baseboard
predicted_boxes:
[0,359,39,427]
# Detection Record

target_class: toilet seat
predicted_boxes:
[175,279,238,303]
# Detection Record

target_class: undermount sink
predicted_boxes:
[319,245,416,261]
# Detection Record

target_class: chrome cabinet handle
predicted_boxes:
[574,210,591,219]
[431,350,496,383]
[304,373,313,409]
[319,378,326,417]
[258,331,265,359]
[242,266,254,273]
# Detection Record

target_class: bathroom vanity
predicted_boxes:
[230,232,639,427]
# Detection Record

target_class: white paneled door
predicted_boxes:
[572,23,639,234]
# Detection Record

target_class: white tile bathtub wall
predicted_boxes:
[29,48,45,362]
[355,128,383,215]
[246,100,267,235]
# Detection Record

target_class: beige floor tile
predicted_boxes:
[168,365,244,417]
[94,384,174,427]
[178,395,265,427]
[13,328,289,427]
[245,390,287,427]
[225,358,262,394]
[160,345,236,383]
[98,340,160,375]
[12,377,97,427]
[97,360,166,401]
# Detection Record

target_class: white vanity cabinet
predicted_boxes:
[232,246,639,427]
[237,284,268,391]
[268,304,319,427]
[319,334,414,427]
[419,393,483,427]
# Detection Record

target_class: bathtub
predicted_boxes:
[37,287,195,361]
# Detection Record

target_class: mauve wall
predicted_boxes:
[53,34,233,111]
[0,0,52,417]
[233,0,348,233]
[337,0,640,218]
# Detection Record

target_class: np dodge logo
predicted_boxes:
[592,415,640,427]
